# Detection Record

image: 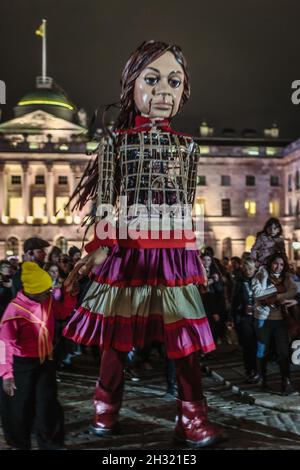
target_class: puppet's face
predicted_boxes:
[134,51,184,119]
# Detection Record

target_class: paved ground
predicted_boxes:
[1,347,300,450]
[204,344,300,413]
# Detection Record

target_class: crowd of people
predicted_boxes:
[200,218,300,394]
[1,216,300,449]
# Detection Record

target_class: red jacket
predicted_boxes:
[0,290,76,379]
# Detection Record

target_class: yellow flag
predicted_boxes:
[35,23,44,37]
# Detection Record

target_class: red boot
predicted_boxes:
[174,398,225,448]
[89,382,122,436]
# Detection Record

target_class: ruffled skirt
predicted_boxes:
[63,246,215,358]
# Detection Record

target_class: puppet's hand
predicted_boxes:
[3,378,16,397]
[64,247,109,292]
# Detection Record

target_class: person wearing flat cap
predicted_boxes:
[0,261,78,450]
[12,237,50,296]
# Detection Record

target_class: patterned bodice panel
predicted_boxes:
[118,131,198,208]
[96,130,199,214]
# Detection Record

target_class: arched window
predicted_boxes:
[195,197,206,216]
[5,237,19,257]
[222,237,232,259]
[288,174,293,192]
[55,236,68,254]
[292,239,300,260]
[296,170,300,190]
[245,235,256,252]
[289,199,293,216]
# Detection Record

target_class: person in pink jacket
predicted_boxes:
[0,261,77,450]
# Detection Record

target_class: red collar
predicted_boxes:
[134,115,172,132]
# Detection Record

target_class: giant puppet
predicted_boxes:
[64,40,225,448]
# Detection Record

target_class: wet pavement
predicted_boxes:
[1,347,300,450]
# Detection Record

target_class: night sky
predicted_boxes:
[1,0,300,138]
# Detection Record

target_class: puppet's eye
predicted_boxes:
[145,76,159,86]
[169,78,181,88]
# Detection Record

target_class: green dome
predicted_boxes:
[14,79,77,122]
[18,89,74,111]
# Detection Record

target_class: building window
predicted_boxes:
[293,241,300,261]
[221,175,231,186]
[56,197,69,217]
[244,200,256,216]
[5,237,19,257]
[197,176,206,186]
[33,197,46,218]
[195,197,205,216]
[35,175,45,185]
[270,176,280,187]
[289,199,293,216]
[266,147,277,156]
[221,199,231,216]
[9,197,22,219]
[245,235,256,252]
[199,146,210,155]
[55,236,68,254]
[244,147,259,156]
[222,238,232,258]
[11,175,21,185]
[296,171,300,190]
[246,175,255,186]
[288,174,293,192]
[269,200,280,217]
[58,176,68,185]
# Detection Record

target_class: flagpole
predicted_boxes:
[42,18,47,80]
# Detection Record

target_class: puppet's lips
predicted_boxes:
[153,103,172,109]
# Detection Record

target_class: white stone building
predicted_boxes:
[0,76,93,258]
[1,79,300,262]
[195,126,300,261]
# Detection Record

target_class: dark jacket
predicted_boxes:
[12,268,22,297]
[230,276,255,324]
[0,283,14,317]
[202,268,226,318]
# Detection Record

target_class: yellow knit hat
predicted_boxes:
[21,261,53,295]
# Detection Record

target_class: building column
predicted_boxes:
[69,163,76,197]
[21,162,30,222]
[70,163,82,219]
[0,241,5,258]
[46,162,54,220]
[0,163,6,220]
[232,239,246,257]
[213,239,222,259]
